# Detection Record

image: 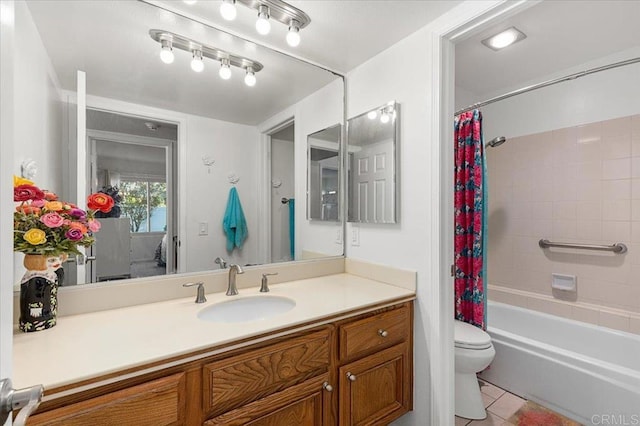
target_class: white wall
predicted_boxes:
[12,1,64,285]
[259,79,344,260]
[183,114,260,271]
[479,47,640,139]
[14,1,63,192]
[344,1,509,424]
[346,27,437,424]
[271,138,295,262]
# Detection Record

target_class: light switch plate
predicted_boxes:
[198,222,208,236]
[351,227,360,246]
[335,228,343,245]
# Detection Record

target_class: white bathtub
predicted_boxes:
[479,301,640,425]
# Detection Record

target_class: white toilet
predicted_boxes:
[454,319,495,420]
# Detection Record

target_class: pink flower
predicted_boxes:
[65,228,84,241]
[87,219,101,232]
[32,199,46,208]
[40,212,64,228]
[69,208,87,220]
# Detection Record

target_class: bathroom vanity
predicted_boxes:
[15,274,414,425]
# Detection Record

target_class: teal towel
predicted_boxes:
[223,187,247,251]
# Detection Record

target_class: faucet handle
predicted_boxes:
[183,281,206,303]
[182,281,204,288]
[260,273,278,293]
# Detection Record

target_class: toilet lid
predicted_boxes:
[454,320,492,350]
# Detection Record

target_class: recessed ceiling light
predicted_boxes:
[481,27,526,51]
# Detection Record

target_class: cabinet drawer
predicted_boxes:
[339,305,409,360]
[203,328,331,417]
[204,374,328,426]
[27,373,186,426]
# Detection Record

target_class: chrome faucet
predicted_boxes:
[214,257,228,269]
[183,281,206,303]
[226,264,244,296]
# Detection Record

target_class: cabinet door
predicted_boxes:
[205,374,332,426]
[339,343,412,426]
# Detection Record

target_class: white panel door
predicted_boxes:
[352,140,394,222]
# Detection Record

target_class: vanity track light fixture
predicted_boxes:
[481,27,527,51]
[150,30,264,85]
[216,0,311,47]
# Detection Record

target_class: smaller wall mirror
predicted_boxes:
[348,101,399,224]
[307,124,341,221]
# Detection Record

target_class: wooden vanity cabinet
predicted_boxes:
[26,301,412,426]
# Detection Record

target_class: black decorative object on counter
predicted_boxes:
[19,254,62,332]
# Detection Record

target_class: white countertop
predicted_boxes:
[13,273,414,392]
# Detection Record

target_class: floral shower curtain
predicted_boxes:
[454,109,487,330]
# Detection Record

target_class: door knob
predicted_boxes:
[322,381,333,392]
[0,378,44,425]
[346,372,357,381]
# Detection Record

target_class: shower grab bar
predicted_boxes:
[538,239,627,254]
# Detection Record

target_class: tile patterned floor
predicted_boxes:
[455,379,527,426]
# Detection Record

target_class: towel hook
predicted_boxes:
[228,173,240,184]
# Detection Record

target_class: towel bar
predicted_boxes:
[538,239,627,254]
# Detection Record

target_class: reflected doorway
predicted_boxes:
[80,110,177,283]
[269,121,295,263]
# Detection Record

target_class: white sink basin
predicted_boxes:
[197,296,296,323]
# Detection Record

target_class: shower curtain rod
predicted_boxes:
[455,57,640,116]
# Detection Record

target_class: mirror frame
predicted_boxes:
[347,101,400,224]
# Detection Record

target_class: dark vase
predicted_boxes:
[19,254,61,332]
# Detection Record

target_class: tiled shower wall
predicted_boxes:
[487,114,640,334]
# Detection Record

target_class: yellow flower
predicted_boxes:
[13,175,34,187]
[24,229,47,245]
[45,201,63,211]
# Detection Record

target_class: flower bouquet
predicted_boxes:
[13,176,114,332]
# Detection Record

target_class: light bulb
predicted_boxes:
[367,111,377,120]
[191,50,204,73]
[286,20,300,47]
[380,112,390,124]
[244,68,256,87]
[256,5,271,35]
[220,0,237,21]
[159,40,174,64]
[183,0,197,4]
[219,60,232,80]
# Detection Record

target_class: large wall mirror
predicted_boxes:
[307,124,341,222]
[13,0,344,289]
[347,102,399,224]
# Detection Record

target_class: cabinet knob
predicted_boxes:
[378,329,388,337]
[346,372,357,381]
[322,382,333,392]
